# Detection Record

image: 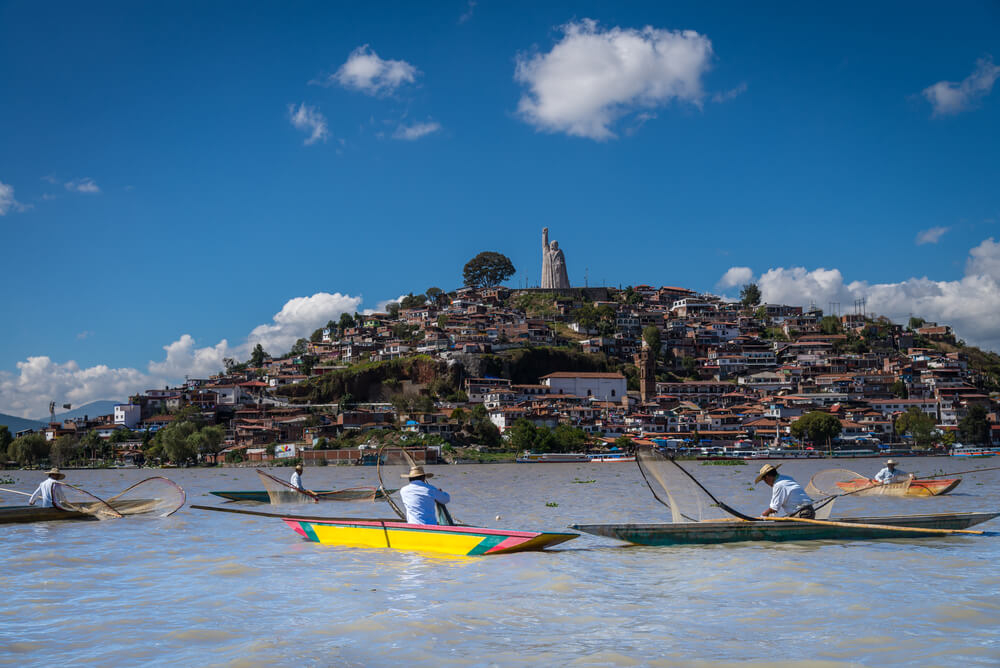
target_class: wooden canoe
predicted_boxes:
[834,477,961,497]
[210,489,396,503]
[283,516,579,556]
[571,511,1000,546]
[0,505,96,524]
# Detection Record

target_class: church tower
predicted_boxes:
[636,339,655,402]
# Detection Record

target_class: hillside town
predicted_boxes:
[5,267,998,468]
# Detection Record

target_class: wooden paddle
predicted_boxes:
[0,487,31,497]
[191,504,400,523]
[913,466,1000,479]
[768,515,984,535]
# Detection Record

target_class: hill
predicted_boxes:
[34,400,122,423]
[0,413,47,434]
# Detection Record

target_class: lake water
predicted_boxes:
[2,457,999,666]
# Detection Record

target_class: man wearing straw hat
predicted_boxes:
[399,465,450,525]
[28,468,67,508]
[755,464,815,519]
[289,463,306,491]
[873,459,909,485]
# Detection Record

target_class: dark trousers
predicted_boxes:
[792,505,816,519]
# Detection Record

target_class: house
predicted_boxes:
[540,372,626,402]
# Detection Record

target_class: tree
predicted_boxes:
[50,435,80,467]
[463,251,515,289]
[0,425,12,456]
[339,313,355,331]
[400,293,426,309]
[288,338,308,357]
[473,420,501,448]
[250,343,268,367]
[740,282,762,308]
[152,421,199,463]
[820,316,842,335]
[425,287,443,302]
[895,407,937,447]
[614,434,633,452]
[621,286,643,305]
[959,405,990,444]
[8,433,49,466]
[890,380,908,399]
[642,325,661,359]
[309,328,324,343]
[908,316,926,331]
[551,424,587,452]
[386,302,400,318]
[450,408,467,426]
[790,411,842,446]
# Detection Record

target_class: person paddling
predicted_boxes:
[755,464,815,519]
[399,465,450,525]
[873,459,909,485]
[289,464,306,491]
[28,468,66,508]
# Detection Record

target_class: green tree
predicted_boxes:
[895,407,937,447]
[508,418,541,452]
[959,405,990,444]
[309,328,324,343]
[8,433,49,466]
[0,425,12,456]
[400,293,427,309]
[551,424,587,452]
[908,316,925,331]
[790,411,842,446]
[463,251,516,289]
[740,282,762,308]
[680,356,697,378]
[614,434,633,451]
[339,313,355,331]
[250,343,268,367]
[820,316,842,335]
[642,325,661,359]
[153,421,199,463]
[473,420,501,448]
[290,338,309,356]
[49,435,80,467]
[80,429,104,462]
[890,379,908,399]
[386,302,401,318]
[425,287,444,302]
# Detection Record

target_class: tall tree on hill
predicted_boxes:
[820,316,842,335]
[400,293,427,309]
[386,302,401,318]
[740,282,762,308]
[959,405,990,444]
[250,343,268,367]
[0,425,12,456]
[425,287,444,302]
[895,407,936,447]
[339,313,355,331]
[463,252,515,289]
[642,325,662,360]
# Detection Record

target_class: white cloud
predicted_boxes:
[0,181,27,215]
[76,330,94,340]
[723,237,1000,352]
[458,0,476,24]
[0,291,366,418]
[288,103,330,145]
[922,56,1000,117]
[393,121,441,140]
[718,266,754,289]
[916,226,949,245]
[65,178,100,194]
[514,19,713,140]
[712,82,747,103]
[320,45,419,96]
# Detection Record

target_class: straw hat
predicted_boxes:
[754,463,781,484]
[46,467,66,480]
[885,459,897,466]
[294,464,303,471]
[401,465,434,479]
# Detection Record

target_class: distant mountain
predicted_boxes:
[0,413,46,434]
[34,400,123,423]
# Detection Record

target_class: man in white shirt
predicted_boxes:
[289,464,305,490]
[399,466,450,525]
[755,463,815,519]
[28,468,67,508]
[873,459,908,484]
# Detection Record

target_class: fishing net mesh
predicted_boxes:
[314,487,378,502]
[105,477,186,517]
[635,447,734,523]
[256,469,317,504]
[53,482,123,520]
[807,468,911,498]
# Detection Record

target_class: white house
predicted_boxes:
[539,372,626,402]
[114,404,141,429]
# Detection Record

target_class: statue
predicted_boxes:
[541,227,571,289]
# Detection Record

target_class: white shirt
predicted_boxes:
[28,478,63,508]
[399,480,450,525]
[769,475,813,516]
[290,471,303,490]
[874,467,907,484]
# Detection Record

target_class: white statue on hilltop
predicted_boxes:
[541,227,571,289]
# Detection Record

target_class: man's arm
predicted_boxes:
[431,486,451,505]
[28,484,41,506]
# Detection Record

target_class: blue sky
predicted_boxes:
[1,1,998,416]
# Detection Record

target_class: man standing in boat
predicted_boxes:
[873,459,909,485]
[289,464,308,492]
[27,468,66,508]
[399,465,450,525]
[755,464,815,519]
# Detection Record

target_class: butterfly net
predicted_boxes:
[635,446,734,523]
[105,477,186,517]
[53,482,123,520]
[256,469,318,504]
[314,487,379,502]
[807,468,911,498]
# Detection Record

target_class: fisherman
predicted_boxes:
[27,468,66,508]
[289,464,305,491]
[755,463,815,519]
[399,465,450,525]
[873,459,909,484]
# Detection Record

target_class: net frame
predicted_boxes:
[807,468,912,498]
[53,482,123,520]
[635,446,744,523]
[105,477,186,517]
[256,469,319,504]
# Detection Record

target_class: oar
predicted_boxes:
[913,466,1000,479]
[768,515,984,536]
[191,504,400,523]
[0,487,31,497]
